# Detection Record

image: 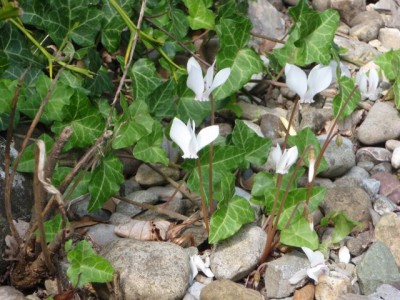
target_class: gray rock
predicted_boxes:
[346,237,364,257]
[248,0,285,52]
[361,179,380,197]
[379,28,400,50]
[109,212,132,225]
[373,195,398,215]
[357,161,375,172]
[260,113,285,139]
[121,178,141,196]
[356,147,392,164]
[200,279,263,300]
[319,137,356,178]
[264,250,309,298]
[146,185,183,202]
[116,190,158,217]
[68,195,110,221]
[358,102,400,145]
[315,273,352,300]
[349,11,384,27]
[349,12,384,42]
[368,284,400,300]
[135,163,180,186]
[338,294,369,300]
[334,36,380,66]
[356,241,400,295]
[102,239,190,300]
[371,172,400,204]
[312,0,330,11]
[0,286,25,300]
[391,147,400,169]
[322,187,372,230]
[385,139,400,151]
[299,106,333,133]
[334,166,370,188]
[210,224,266,281]
[238,100,286,121]
[370,162,392,174]
[331,0,366,25]
[375,213,400,267]
[86,223,121,248]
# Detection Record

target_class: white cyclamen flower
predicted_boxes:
[186,57,231,101]
[170,117,219,159]
[356,68,380,101]
[329,60,351,80]
[189,255,214,281]
[285,63,333,104]
[271,144,298,174]
[289,247,329,285]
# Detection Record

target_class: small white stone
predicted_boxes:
[379,28,400,50]
[391,147,400,169]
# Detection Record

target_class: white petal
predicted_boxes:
[289,269,308,285]
[307,264,328,284]
[339,245,351,264]
[285,64,308,98]
[204,61,215,92]
[208,67,231,96]
[196,125,219,152]
[189,256,199,281]
[187,58,205,101]
[306,65,333,100]
[340,62,351,78]
[187,57,202,73]
[368,69,379,94]
[301,247,325,267]
[356,72,367,94]
[170,117,191,157]
[308,159,315,183]
[192,255,214,278]
[260,55,270,67]
[271,144,283,169]
[277,146,298,174]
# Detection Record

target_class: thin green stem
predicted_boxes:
[208,94,216,214]
[197,159,210,233]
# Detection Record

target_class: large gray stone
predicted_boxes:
[375,213,400,268]
[200,279,263,300]
[0,286,25,300]
[334,36,380,66]
[356,241,400,295]
[210,224,266,281]
[358,102,400,145]
[102,239,190,300]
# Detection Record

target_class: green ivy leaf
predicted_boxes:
[273,0,339,66]
[133,122,169,166]
[320,211,361,244]
[51,91,104,151]
[17,134,54,173]
[146,78,176,120]
[183,0,215,30]
[67,240,114,287]
[44,0,103,46]
[168,8,189,39]
[19,0,48,28]
[375,49,400,81]
[88,155,124,211]
[288,127,328,174]
[52,167,91,201]
[39,214,69,243]
[280,216,319,250]
[214,48,263,101]
[0,79,25,114]
[216,16,252,68]
[231,120,271,167]
[333,76,361,120]
[177,96,211,125]
[393,77,400,109]
[209,196,255,244]
[129,59,163,102]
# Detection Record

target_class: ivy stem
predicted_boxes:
[208,94,216,214]
[197,158,210,233]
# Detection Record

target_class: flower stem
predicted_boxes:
[197,158,210,233]
[208,94,216,214]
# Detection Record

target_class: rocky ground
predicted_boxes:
[2,0,400,299]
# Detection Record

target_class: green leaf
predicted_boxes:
[19,74,74,124]
[214,48,263,101]
[273,0,339,66]
[40,214,68,243]
[129,59,163,102]
[394,77,400,109]
[320,211,361,244]
[67,240,114,287]
[52,167,92,201]
[280,216,319,250]
[216,16,252,68]
[183,0,215,30]
[112,99,154,149]
[375,49,400,81]
[146,78,176,120]
[51,91,104,151]
[88,155,124,211]
[333,76,361,120]
[0,79,25,114]
[288,127,328,174]
[209,196,255,244]
[101,0,134,52]
[19,0,49,28]
[167,8,189,39]
[176,96,211,125]
[133,122,169,165]
[17,134,54,173]
[231,120,271,166]
[44,1,103,46]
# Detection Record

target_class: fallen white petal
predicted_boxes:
[339,245,351,264]
[289,268,308,285]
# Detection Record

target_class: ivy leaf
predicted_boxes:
[67,240,114,287]
[88,155,124,211]
[44,0,103,46]
[333,76,361,120]
[273,0,339,66]
[320,211,361,244]
[18,1,49,28]
[39,214,69,243]
[214,48,263,101]
[216,16,252,68]
[17,134,54,173]
[280,217,319,250]
[209,196,255,244]
[52,167,92,201]
[112,98,154,149]
[0,79,25,114]
[176,97,211,125]
[393,77,400,109]
[52,91,104,151]
[375,49,400,81]
[231,120,272,167]
[133,122,169,166]
[101,0,134,52]
[84,49,114,96]
[129,59,163,102]
[288,127,328,174]
[167,8,189,39]
[183,0,215,30]
[146,78,176,120]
